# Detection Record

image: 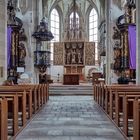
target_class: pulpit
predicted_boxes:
[63,74,79,85]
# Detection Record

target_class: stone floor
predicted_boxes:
[16,96,125,140]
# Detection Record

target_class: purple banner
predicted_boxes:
[128,25,136,69]
[7,26,12,69]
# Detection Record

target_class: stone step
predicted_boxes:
[49,85,93,89]
[49,92,92,95]
[49,84,93,95]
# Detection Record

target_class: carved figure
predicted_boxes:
[77,50,82,64]
[66,50,71,64]
[18,43,26,60]
[7,7,16,25]
[112,27,121,39]
[71,50,76,64]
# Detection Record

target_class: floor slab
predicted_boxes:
[16,96,125,140]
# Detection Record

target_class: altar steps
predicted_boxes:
[49,84,93,95]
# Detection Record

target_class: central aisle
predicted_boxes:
[16,96,125,140]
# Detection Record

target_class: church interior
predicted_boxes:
[0,0,140,140]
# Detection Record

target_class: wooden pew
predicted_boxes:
[0,92,23,136]
[0,97,8,140]
[0,84,49,139]
[105,85,135,118]
[93,83,106,110]
[93,84,140,139]
[0,86,31,119]
[133,98,140,140]
[101,85,140,139]
[0,86,32,138]
[16,84,49,112]
[116,92,140,136]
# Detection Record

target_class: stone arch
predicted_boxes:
[85,0,99,33]
[49,4,63,18]
[85,4,99,37]
[86,4,99,18]
[66,2,82,18]
[48,4,63,41]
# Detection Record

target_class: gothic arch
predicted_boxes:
[85,4,99,37]
[49,5,63,41]
[66,3,83,18]
[86,4,99,18]
[86,0,100,16]
[49,3,63,17]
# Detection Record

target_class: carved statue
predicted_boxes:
[19,42,26,60]
[71,49,76,64]
[18,0,28,14]
[18,42,26,66]
[7,6,16,25]
[77,50,82,64]
[66,50,71,64]
[112,26,121,39]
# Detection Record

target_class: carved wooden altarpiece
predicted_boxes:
[53,42,64,65]
[65,42,84,65]
[64,42,84,81]
[53,42,95,81]
[85,42,95,65]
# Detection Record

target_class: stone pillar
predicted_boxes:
[32,0,44,83]
[136,0,140,84]
[31,0,39,83]
[0,0,7,84]
[105,0,112,84]
[38,0,43,22]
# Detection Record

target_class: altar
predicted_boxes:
[52,8,96,84]
[63,74,79,85]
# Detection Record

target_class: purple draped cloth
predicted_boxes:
[7,27,12,69]
[128,25,136,69]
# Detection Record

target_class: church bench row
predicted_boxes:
[133,98,140,140]
[0,84,49,140]
[105,85,140,140]
[0,98,8,140]
[12,84,49,114]
[93,84,140,140]
[0,93,20,136]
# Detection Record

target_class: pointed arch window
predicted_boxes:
[89,8,98,61]
[50,9,60,42]
[50,8,60,62]
[89,8,98,42]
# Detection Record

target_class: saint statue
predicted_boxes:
[77,50,82,64]
[18,43,26,61]
[71,50,76,64]
[66,50,71,64]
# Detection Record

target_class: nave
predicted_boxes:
[16,96,125,140]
